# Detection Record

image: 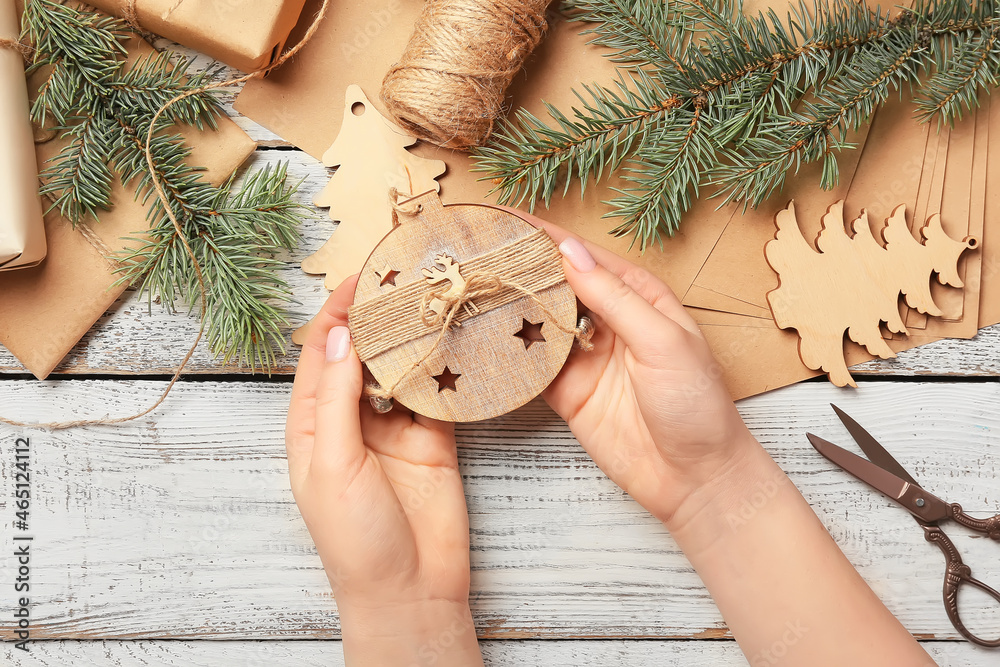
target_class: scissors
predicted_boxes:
[807,404,1000,647]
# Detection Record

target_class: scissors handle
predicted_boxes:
[949,503,1000,540]
[923,524,1000,647]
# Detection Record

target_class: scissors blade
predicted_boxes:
[807,433,952,524]
[830,404,919,486]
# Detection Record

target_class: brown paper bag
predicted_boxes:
[86,0,307,72]
[0,0,45,271]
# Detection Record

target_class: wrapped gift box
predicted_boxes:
[86,0,307,72]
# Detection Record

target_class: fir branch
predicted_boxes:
[116,164,303,370]
[24,0,307,370]
[22,0,126,125]
[40,105,115,222]
[564,0,693,72]
[606,104,712,249]
[474,71,681,209]
[916,25,1000,123]
[712,27,927,206]
[474,0,1000,248]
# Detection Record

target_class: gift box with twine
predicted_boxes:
[86,0,307,72]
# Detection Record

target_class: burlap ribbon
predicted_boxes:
[350,227,593,405]
[349,229,567,361]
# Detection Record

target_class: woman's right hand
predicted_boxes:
[509,211,935,667]
[515,213,757,527]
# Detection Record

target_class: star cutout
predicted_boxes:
[514,319,546,349]
[375,265,400,287]
[432,366,461,393]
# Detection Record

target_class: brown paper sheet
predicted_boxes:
[0,0,45,271]
[687,90,993,399]
[901,98,987,338]
[681,125,872,316]
[0,38,256,379]
[235,0,747,301]
[980,94,1000,327]
[86,0,307,72]
[235,0,992,400]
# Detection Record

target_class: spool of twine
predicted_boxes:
[381,0,552,150]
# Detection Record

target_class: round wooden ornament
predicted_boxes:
[348,191,579,422]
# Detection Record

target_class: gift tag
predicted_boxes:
[349,192,579,422]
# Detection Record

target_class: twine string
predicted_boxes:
[76,222,125,270]
[351,229,565,360]
[380,0,551,150]
[0,37,33,62]
[122,0,142,31]
[123,0,188,33]
[0,0,331,431]
[389,186,422,227]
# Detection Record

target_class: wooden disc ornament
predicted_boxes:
[349,191,586,422]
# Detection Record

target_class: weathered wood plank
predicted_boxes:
[1,639,993,666]
[1,381,997,640]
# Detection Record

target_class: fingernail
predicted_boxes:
[326,326,351,362]
[559,237,596,273]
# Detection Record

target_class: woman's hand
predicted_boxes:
[286,276,482,667]
[515,212,933,667]
[511,213,756,526]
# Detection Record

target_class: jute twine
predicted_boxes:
[350,214,594,407]
[122,0,187,34]
[0,0,331,431]
[0,37,32,61]
[380,0,551,150]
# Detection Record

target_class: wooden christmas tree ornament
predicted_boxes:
[292,84,446,345]
[302,84,446,290]
[765,200,977,388]
[349,191,589,422]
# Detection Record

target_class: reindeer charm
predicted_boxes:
[422,255,468,319]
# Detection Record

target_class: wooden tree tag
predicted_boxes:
[349,192,578,422]
[765,200,977,387]
[302,84,446,290]
[292,85,446,345]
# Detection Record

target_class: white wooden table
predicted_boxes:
[2,47,999,666]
